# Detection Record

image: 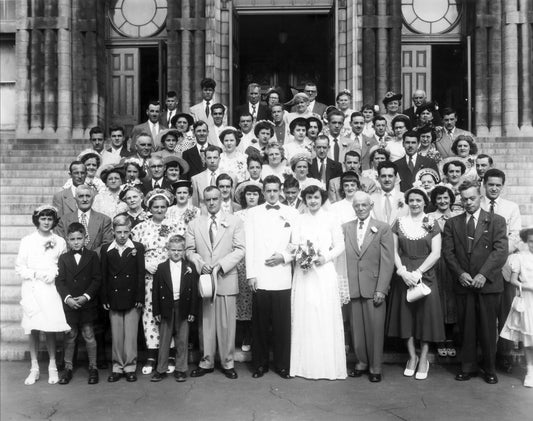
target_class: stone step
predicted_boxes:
[1,254,17,268]
[1,156,81,163]
[0,269,20,285]
[502,186,533,194]
[0,178,66,187]
[1,303,22,322]
[1,203,49,214]
[2,195,52,203]
[0,322,25,343]
[0,342,28,361]
[2,149,86,157]
[1,226,34,240]
[523,215,533,227]
[1,170,69,178]
[1,284,21,303]
[1,186,60,195]
[0,240,22,254]
[1,163,70,171]
[0,215,34,225]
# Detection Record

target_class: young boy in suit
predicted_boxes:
[56,222,101,385]
[151,235,198,382]
[101,215,145,383]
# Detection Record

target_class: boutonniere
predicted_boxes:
[398,200,404,208]
[422,216,435,232]
[341,141,348,147]
[184,266,192,275]
[220,220,229,228]
[251,138,258,144]
[370,226,378,233]
[127,248,137,257]
[159,224,171,237]
[44,240,56,251]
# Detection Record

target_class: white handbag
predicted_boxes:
[406,281,431,303]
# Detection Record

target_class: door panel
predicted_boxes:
[401,45,431,104]
[109,48,139,133]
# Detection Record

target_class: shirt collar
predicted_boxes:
[467,208,481,222]
[108,239,134,251]
[170,259,182,268]
[78,209,92,219]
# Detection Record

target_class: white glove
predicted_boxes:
[145,261,158,275]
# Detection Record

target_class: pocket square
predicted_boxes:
[284,222,291,228]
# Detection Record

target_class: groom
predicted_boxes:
[343,191,394,382]
[245,175,298,379]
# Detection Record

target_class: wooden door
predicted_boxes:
[401,45,431,105]
[109,48,139,135]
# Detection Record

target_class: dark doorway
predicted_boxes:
[139,47,159,122]
[432,44,468,128]
[237,14,333,106]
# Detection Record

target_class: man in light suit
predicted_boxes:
[309,135,343,189]
[245,175,298,379]
[185,186,245,379]
[190,145,223,207]
[234,82,269,126]
[327,110,357,164]
[442,180,508,384]
[190,78,228,129]
[370,161,408,225]
[53,161,87,218]
[291,82,327,117]
[343,191,394,382]
[394,131,439,192]
[436,107,476,159]
[349,112,379,170]
[130,101,167,144]
[159,91,179,128]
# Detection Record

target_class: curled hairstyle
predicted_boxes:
[32,207,60,229]
[301,184,328,205]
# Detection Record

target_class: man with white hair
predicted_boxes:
[403,89,427,123]
[141,156,172,195]
[343,191,394,382]
[132,133,153,175]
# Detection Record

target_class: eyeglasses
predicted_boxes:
[150,165,164,169]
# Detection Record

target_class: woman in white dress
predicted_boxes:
[290,185,347,380]
[218,128,248,184]
[16,205,71,385]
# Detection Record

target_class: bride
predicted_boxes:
[290,184,347,380]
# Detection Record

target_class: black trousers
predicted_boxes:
[456,292,501,374]
[252,289,291,371]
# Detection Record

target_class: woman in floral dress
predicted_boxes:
[166,180,200,235]
[219,128,248,184]
[92,165,127,218]
[131,189,181,374]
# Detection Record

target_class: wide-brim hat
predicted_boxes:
[383,91,403,105]
[77,148,102,165]
[170,112,194,128]
[155,129,183,147]
[234,180,263,204]
[289,151,313,169]
[171,180,193,195]
[163,155,190,176]
[100,164,126,184]
[199,273,217,302]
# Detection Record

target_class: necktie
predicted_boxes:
[252,104,257,120]
[151,124,157,141]
[333,138,340,162]
[266,204,280,211]
[320,159,326,184]
[80,213,90,246]
[205,101,210,118]
[357,220,365,248]
[209,215,217,246]
[466,214,475,254]
[168,110,173,123]
[408,156,415,172]
[200,146,207,167]
[210,172,216,186]
[489,200,495,214]
[447,129,453,136]
[384,193,392,223]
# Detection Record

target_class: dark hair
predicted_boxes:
[67,222,86,236]
[402,130,420,142]
[519,228,533,243]
[336,90,352,101]
[147,100,160,109]
[289,117,309,134]
[306,116,323,133]
[377,161,398,176]
[69,160,86,173]
[327,109,345,121]
[266,89,281,103]
[350,111,364,121]
[441,107,456,117]
[32,208,60,229]
[89,126,104,138]
[483,168,506,185]
[271,103,285,111]
[451,135,478,155]
[391,115,411,130]
[345,150,361,161]
[216,173,234,188]
[361,104,376,114]
[404,188,429,207]
[430,185,455,207]
[239,112,253,122]
[443,160,466,175]
[254,120,274,137]
[263,175,282,189]
[339,171,361,198]
[80,152,101,168]
[166,91,177,98]
[219,128,242,145]
[109,125,125,136]
[417,124,436,141]
[282,175,299,190]
[193,120,208,130]
[210,103,225,113]
[373,115,387,125]
[125,161,146,179]
[247,155,263,166]
[458,179,480,194]
[203,185,220,197]
[239,184,264,209]
[200,78,216,89]
[205,144,222,156]
[476,153,493,165]
[301,185,328,205]
[369,147,390,162]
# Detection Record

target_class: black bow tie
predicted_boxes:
[72,249,83,255]
[266,204,280,211]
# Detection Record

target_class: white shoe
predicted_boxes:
[415,361,429,380]
[24,369,40,385]
[48,367,59,384]
[241,344,251,352]
[403,356,419,377]
[166,365,175,374]
[524,374,533,388]
[142,360,155,375]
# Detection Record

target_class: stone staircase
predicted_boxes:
[0,135,532,361]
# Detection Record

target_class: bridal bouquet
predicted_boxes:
[295,240,319,271]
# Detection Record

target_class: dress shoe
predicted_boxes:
[150,371,167,382]
[125,372,137,382]
[276,368,291,379]
[88,368,99,385]
[415,361,429,380]
[174,371,187,382]
[221,368,238,379]
[59,369,73,385]
[368,373,382,383]
[455,371,474,381]
[142,359,156,375]
[97,361,109,370]
[483,372,498,384]
[190,367,214,377]
[107,372,122,383]
[252,366,269,378]
[403,356,419,377]
[348,368,367,378]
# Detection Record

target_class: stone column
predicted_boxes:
[56,0,72,139]
[15,1,30,136]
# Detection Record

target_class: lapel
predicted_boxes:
[458,213,469,252]
[213,214,229,249]
[87,211,100,247]
[199,215,213,252]
[162,261,173,291]
[345,220,361,257]
[359,219,376,256]
[473,209,489,248]
[73,249,91,275]
[113,246,135,273]
[64,189,77,213]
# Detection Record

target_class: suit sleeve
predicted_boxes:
[189,263,199,317]
[55,256,68,301]
[102,216,113,247]
[185,221,204,273]
[442,218,466,278]
[55,214,66,241]
[52,192,63,218]
[152,264,163,317]
[218,218,246,274]
[478,215,509,282]
[136,243,146,303]
[100,245,109,304]
[376,224,395,295]
[84,252,102,300]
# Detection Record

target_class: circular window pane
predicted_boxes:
[402,0,461,35]
[110,0,167,38]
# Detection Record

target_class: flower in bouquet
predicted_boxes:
[295,240,319,271]
[44,240,56,251]
[421,215,435,232]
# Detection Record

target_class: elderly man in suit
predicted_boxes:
[234,82,269,126]
[402,89,427,123]
[350,112,379,170]
[309,135,343,189]
[190,145,224,207]
[131,133,154,176]
[436,107,476,159]
[343,191,394,382]
[53,161,87,218]
[140,156,172,195]
[394,131,439,192]
[130,101,167,144]
[245,175,298,379]
[442,180,508,384]
[327,110,357,164]
[159,91,179,128]
[370,161,408,225]
[190,78,228,129]
[185,186,245,379]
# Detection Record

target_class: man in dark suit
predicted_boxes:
[130,100,167,144]
[140,156,173,195]
[182,121,211,178]
[402,89,427,123]
[159,91,179,128]
[442,180,508,384]
[394,131,439,192]
[309,135,343,189]
[88,126,105,154]
[233,82,269,126]
[291,82,327,117]
[53,160,87,218]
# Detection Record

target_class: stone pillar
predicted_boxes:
[15,1,30,136]
[56,0,72,139]
[43,1,57,134]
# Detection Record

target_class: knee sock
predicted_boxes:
[30,359,39,370]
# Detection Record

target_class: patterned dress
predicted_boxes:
[131,218,181,349]
[219,152,248,184]
[92,188,128,219]
[234,209,252,321]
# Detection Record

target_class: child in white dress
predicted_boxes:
[15,205,70,385]
[500,228,533,388]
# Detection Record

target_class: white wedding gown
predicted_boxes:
[290,209,347,380]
